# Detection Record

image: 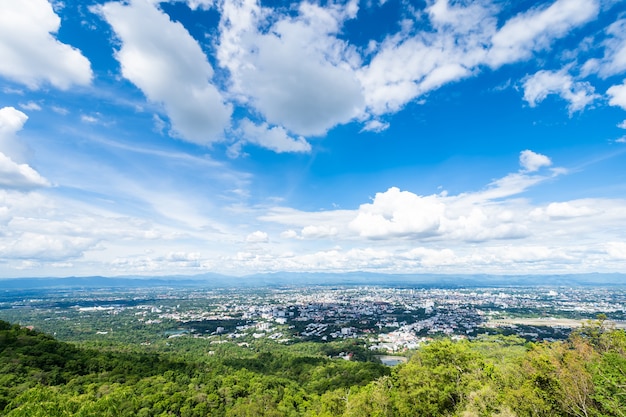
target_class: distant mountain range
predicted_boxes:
[1,272,625,290]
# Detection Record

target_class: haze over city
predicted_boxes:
[1,0,626,278]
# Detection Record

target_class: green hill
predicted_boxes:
[1,318,624,416]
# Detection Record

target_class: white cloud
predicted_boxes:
[0,189,220,272]
[485,245,571,264]
[185,0,215,10]
[605,241,626,260]
[11,0,604,139]
[439,206,530,242]
[519,149,552,172]
[350,187,445,239]
[165,251,200,261]
[246,230,268,243]
[0,107,49,190]
[358,0,598,117]
[51,106,69,115]
[403,247,456,267]
[544,202,596,219]
[280,229,298,239]
[522,69,598,113]
[301,225,338,239]
[487,0,599,68]
[427,0,497,34]
[598,19,626,76]
[358,0,495,115]
[19,102,42,111]
[216,236,620,274]
[2,155,626,275]
[98,0,232,145]
[164,251,201,267]
[262,151,566,246]
[361,119,390,133]
[234,119,311,154]
[0,153,50,190]
[582,18,626,78]
[0,232,96,261]
[607,81,626,110]
[0,0,92,89]
[261,151,563,245]
[0,106,28,138]
[87,0,607,141]
[259,206,354,232]
[617,120,626,129]
[80,115,99,124]
[473,172,553,203]
[223,247,397,273]
[217,0,364,136]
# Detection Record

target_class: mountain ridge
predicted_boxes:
[1,272,625,289]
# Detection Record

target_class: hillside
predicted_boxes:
[1,318,624,416]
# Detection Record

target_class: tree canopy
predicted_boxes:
[1,318,625,416]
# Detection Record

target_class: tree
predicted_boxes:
[393,340,485,416]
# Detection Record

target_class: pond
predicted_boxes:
[376,355,408,366]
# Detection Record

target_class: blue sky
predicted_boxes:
[1,0,626,277]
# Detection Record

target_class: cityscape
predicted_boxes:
[3,282,625,354]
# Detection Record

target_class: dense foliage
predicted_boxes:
[0,318,624,416]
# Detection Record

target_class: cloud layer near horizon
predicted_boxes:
[2,143,622,276]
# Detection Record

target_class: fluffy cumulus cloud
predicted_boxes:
[356,0,603,116]
[259,151,561,245]
[361,120,390,133]
[605,241,626,260]
[246,230,269,243]
[184,0,215,10]
[278,151,600,247]
[350,187,445,239]
[487,0,599,67]
[358,0,496,115]
[522,69,598,113]
[301,225,338,239]
[231,119,311,155]
[0,153,50,190]
[280,229,298,239]
[519,149,552,172]
[582,18,626,78]
[0,0,92,89]
[98,0,232,145]
[0,107,49,190]
[0,106,28,139]
[98,0,613,133]
[1,0,617,152]
[347,186,532,244]
[544,202,597,219]
[607,81,626,110]
[246,154,626,273]
[217,0,363,136]
[54,0,623,147]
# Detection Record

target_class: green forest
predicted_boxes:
[0,318,624,417]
